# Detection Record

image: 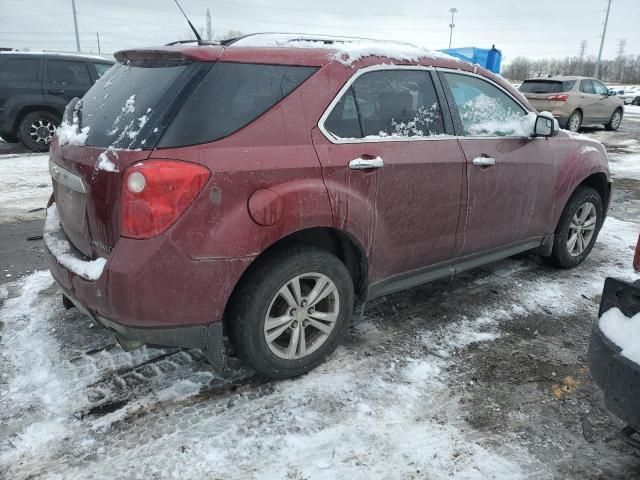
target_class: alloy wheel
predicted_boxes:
[568,113,581,132]
[264,272,340,360]
[29,119,56,145]
[567,202,597,256]
[611,111,622,129]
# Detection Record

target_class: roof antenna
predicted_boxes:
[173,0,204,45]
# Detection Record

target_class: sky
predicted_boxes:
[0,0,638,63]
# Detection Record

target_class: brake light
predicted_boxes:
[120,160,210,239]
[546,94,568,102]
[634,234,640,272]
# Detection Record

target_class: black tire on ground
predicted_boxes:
[632,97,640,106]
[18,110,60,152]
[226,245,354,379]
[605,108,623,131]
[0,133,19,143]
[549,187,603,269]
[566,110,582,132]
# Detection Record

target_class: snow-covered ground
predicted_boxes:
[1,111,640,479]
[0,152,50,223]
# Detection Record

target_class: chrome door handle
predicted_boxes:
[472,156,496,167]
[349,156,384,170]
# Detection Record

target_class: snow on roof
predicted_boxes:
[599,307,640,366]
[230,33,457,66]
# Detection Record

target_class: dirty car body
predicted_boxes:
[45,36,612,378]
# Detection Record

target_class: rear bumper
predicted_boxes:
[587,278,640,431]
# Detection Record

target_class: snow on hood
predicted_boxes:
[599,307,640,366]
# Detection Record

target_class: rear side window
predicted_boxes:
[47,60,91,85]
[580,80,594,94]
[325,70,445,139]
[0,58,39,82]
[443,73,528,137]
[519,80,575,93]
[158,63,317,147]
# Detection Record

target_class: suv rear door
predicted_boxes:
[313,67,466,285]
[439,71,554,255]
[578,79,599,122]
[43,58,93,114]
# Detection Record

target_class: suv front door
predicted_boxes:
[439,71,555,256]
[313,67,466,285]
[43,58,93,114]
[592,79,615,121]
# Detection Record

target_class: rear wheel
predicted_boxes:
[18,111,59,152]
[566,110,582,132]
[227,245,354,379]
[605,108,623,131]
[549,187,603,269]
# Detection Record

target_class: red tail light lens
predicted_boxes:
[634,234,640,272]
[546,94,568,102]
[120,160,210,239]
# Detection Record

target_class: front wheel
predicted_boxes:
[632,97,640,106]
[227,245,354,379]
[605,108,623,131]
[549,187,603,269]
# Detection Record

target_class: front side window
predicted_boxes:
[324,70,445,140]
[443,72,529,137]
[592,80,609,96]
[0,58,39,82]
[47,60,91,85]
[93,62,111,78]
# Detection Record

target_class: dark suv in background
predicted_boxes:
[0,52,113,151]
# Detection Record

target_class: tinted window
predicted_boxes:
[324,88,361,138]
[519,80,575,93]
[592,80,609,95]
[580,80,594,94]
[325,70,445,139]
[0,58,39,82]
[158,63,317,147]
[443,73,528,137]
[47,60,91,85]
[93,62,111,78]
[79,62,190,149]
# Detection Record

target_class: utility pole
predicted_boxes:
[96,32,101,54]
[595,0,612,79]
[578,40,587,61]
[206,8,212,41]
[71,0,81,52]
[448,8,457,50]
[616,38,626,58]
[616,38,626,82]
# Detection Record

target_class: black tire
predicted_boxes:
[566,110,582,132]
[549,187,603,269]
[226,245,354,379]
[0,133,19,143]
[18,111,60,152]
[605,108,623,131]
[632,97,640,106]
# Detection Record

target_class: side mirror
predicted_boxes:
[533,112,558,137]
[608,90,616,96]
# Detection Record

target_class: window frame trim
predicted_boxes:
[317,64,456,144]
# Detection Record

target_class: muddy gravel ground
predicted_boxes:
[1,110,640,479]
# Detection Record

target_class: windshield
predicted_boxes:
[519,80,576,94]
[79,62,193,149]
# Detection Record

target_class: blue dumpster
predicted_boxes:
[439,46,502,74]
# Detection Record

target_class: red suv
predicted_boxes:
[45,35,611,378]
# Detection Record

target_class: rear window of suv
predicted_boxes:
[157,62,317,147]
[77,61,316,150]
[519,80,576,94]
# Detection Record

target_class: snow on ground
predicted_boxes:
[0,152,50,223]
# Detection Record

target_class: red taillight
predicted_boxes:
[634,234,640,272]
[120,160,210,239]
[546,94,568,102]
